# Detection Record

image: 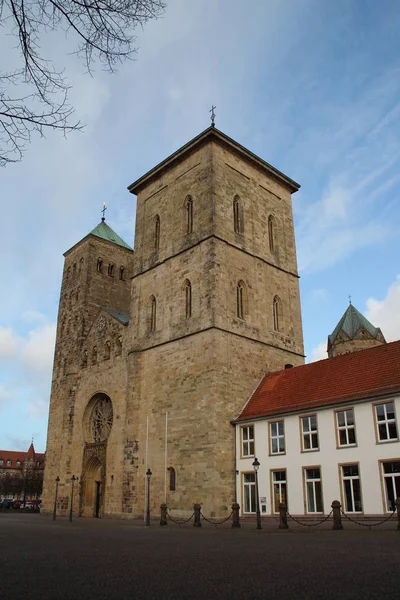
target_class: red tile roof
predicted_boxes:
[0,445,45,469]
[237,340,400,421]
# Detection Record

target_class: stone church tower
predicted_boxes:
[327,303,386,358]
[42,126,305,518]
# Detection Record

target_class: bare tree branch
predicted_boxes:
[0,0,166,165]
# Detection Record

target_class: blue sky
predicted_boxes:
[1,0,400,453]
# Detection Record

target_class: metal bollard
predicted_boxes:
[331,500,343,530]
[396,498,400,531]
[231,502,241,528]
[160,503,167,526]
[193,503,202,527]
[278,503,289,529]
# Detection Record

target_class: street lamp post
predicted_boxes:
[52,476,60,521]
[145,468,152,526]
[69,475,76,523]
[252,457,262,530]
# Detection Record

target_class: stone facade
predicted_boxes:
[42,127,305,519]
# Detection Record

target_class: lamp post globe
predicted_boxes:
[252,458,262,530]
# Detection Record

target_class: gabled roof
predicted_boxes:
[236,340,400,421]
[102,307,129,326]
[128,126,300,195]
[328,304,380,349]
[64,219,132,256]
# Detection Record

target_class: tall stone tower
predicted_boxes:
[42,126,305,519]
[42,219,133,514]
[124,126,305,517]
[328,303,386,358]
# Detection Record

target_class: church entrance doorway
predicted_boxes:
[82,456,104,517]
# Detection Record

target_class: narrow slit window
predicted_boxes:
[97,258,103,273]
[268,215,276,252]
[237,281,244,319]
[154,215,160,250]
[119,266,125,281]
[186,196,193,234]
[108,263,114,277]
[233,196,241,233]
[150,296,157,332]
[168,467,176,491]
[184,280,192,319]
[273,296,281,332]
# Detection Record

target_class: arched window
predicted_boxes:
[237,281,245,319]
[233,196,242,234]
[186,196,193,234]
[82,350,88,368]
[168,467,176,492]
[116,336,123,356]
[104,340,111,360]
[92,346,98,364]
[97,258,103,273]
[108,263,114,277]
[150,295,157,332]
[154,215,160,250]
[268,215,276,252]
[273,295,282,332]
[119,266,125,281]
[73,263,77,277]
[79,257,84,273]
[184,279,192,319]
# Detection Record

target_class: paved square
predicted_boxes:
[1,513,399,599]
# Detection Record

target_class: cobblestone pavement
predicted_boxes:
[1,512,399,600]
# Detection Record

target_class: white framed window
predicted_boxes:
[270,421,285,454]
[301,415,319,451]
[375,402,398,442]
[341,464,362,513]
[243,473,256,513]
[381,461,400,512]
[304,467,323,513]
[241,425,255,457]
[272,470,287,513]
[336,409,356,447]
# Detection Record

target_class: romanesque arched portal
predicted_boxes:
[80,394,113,517]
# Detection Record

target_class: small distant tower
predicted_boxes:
[327,303,386,358]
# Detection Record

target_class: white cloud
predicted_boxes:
[0,326,21,359]
[365,276,400,342]
[21,324,57,374]
[309,341,327,363]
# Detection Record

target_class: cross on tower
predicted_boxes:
[210,105,216,127]
[101,202,107,221]
[348,294,352,305]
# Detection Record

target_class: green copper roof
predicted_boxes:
[328,304,379,348]
[89,220,132,250]
[102,307,129,326]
